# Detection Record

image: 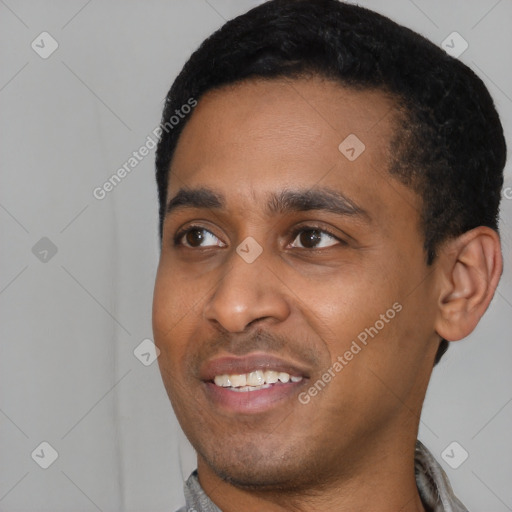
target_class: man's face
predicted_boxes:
[152,77,440,489]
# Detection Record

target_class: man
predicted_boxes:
[151,0,506,510]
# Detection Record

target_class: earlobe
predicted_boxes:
[435,227,502,342]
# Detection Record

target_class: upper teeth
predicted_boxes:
[214,370,302,388]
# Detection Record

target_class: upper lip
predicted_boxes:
[200,352,311,381]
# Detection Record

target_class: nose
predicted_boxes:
[203,249,291,333]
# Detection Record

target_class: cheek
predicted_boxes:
[297,258,425,407]
[152,263,195,360]
[300,266,399,344]
[152,268,196,409]
[152,258,205,325]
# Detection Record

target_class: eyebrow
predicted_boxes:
[165,186,370,221]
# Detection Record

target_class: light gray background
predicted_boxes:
[1,1,511,511]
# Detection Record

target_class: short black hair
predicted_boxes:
[155,0,506,365]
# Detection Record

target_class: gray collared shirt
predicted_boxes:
[175,440,468,512]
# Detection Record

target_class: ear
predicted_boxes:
[434,227,503,342]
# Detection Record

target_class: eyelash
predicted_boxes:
[173,224,346,249]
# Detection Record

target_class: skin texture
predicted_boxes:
[152,76,502,511]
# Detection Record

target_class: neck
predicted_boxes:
[196,425,426,512]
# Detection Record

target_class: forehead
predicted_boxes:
[166,77,414,221]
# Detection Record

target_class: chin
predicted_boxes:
[198,438,321,492]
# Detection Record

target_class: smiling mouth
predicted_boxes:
[200,352,310,413]
[213,370,303,392]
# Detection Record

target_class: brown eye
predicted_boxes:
[174,226,226,248]
[185,228,205,247]
[290,227,340,249]
[300,229,322,248]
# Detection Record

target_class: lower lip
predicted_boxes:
[203,380,305,414]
